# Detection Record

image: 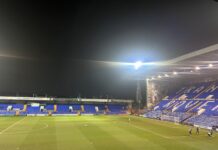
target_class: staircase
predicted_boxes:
[181,113,194,123]
[186,101,203,113]
[193,82,215,99]
[172,88,186,99]
[23,104,27,112]
[54,104,57,112]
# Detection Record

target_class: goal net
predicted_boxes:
[161,115,180,124]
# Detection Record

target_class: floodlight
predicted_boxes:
[208,64,213,67]
[134,61,143,70]
[195,66,200,70]
[164,74,169,77]
[158,75,162,78]
[173,71,178,75]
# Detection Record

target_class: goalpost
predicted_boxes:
[173,117,180,125]
[161,115,180,124]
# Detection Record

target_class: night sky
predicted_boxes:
[0,0,217,98]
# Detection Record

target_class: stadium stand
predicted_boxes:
[0,103,25,116]
[144,110,162,119]
[185,115,218,128]
[144,81,218,128]
[108,104,126,114]
[0,103,128,116]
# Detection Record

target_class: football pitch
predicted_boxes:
[0,115,217,150]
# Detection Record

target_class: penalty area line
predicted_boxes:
[0,117,27,135]
[127,122,191,139]
[125,122,171,139]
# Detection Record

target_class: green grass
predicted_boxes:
[0,115,217,150]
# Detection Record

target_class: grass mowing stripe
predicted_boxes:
[54,116,96,150]
[116,120,197,150]
[126,122,170,139]
[0,116,218,150]
[119,116,218,150]
[0,117,26,134]
[19,117,58,150]
[126,116,189,137]
[77,116,131,150]
[0,117,33,150]
[96,120,166,150]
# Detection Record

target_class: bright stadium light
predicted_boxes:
[208,64,213,67]
[134,61,143,70]
[164,74,169,77]
[173,71,178,75]
[158,75,162,78]
[195,66,200,70]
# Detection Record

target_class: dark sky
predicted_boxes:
[0,0,217,98]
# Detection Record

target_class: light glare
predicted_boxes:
[195,66,200,70]
[134,61,143,70]
[164,74,169,77]
[209,64,213,67]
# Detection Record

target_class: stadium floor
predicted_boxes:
[0,115,217,150]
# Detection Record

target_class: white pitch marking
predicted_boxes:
[0,123,49,135]
[128,123,171,139]
[124,122,195,139]
[0,117,27,134]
